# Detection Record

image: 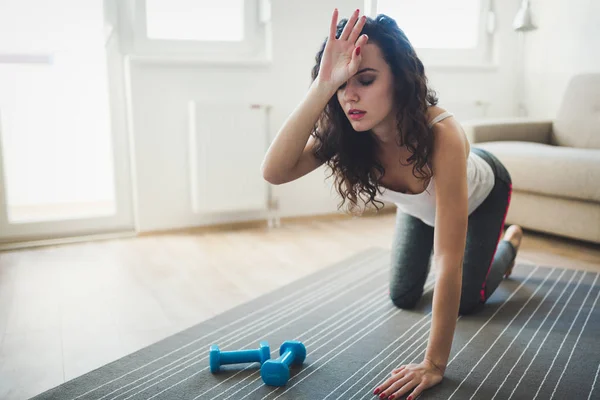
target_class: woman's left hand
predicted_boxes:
[372,359,444,399]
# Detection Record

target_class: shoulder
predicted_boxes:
[426,105,458,132]
[426,106,470,157]
[426,105,450,124]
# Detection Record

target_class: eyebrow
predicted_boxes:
[356,68,378,74]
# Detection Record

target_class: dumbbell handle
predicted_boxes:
[220,349,263,364]
[277,350,294,366]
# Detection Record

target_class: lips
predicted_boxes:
[348,109,366,121]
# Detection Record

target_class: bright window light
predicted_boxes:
[376,0,481,49]
[145,0,245,42]
[0,0,116,223]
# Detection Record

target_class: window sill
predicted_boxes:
[126,54,272,68]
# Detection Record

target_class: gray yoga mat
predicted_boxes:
[31,247,600,400]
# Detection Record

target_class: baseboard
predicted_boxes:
[0,207,397,251]
[140,206,397,237]
[0,230,138,252]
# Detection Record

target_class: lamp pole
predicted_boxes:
[513,0,538,117]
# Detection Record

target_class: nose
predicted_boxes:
[342,80,359,103]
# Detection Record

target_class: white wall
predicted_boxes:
[523,0,600,118]
[127,0,523,232]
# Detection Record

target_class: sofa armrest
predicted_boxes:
[462,118,553,144]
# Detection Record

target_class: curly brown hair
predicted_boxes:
[310,14,439,215]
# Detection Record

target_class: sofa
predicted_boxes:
[462,73,600,245]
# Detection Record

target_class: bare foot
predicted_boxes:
[503,225,523,278]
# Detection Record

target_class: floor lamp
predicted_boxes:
[513,0,538,117]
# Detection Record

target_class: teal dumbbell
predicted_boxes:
[209,341,270,373]
[260,341,306,386]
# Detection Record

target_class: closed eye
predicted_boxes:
[338,78,375,90]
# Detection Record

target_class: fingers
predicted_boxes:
[376,371,408,393]
[347,44,362,75]
[348,34,368,72]
[329,8,338,40]
[408,382,428,400]
[392,365,406,375]
[339,8,360,41]
[355,33,369,48]
[382,373,417,399]
[347,15,367,44]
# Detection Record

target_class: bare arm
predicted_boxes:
[426,117,469,374]
[260,8,369,185]
[372,115,468,400]
[260,80,336,185]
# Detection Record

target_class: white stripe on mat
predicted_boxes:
[216,293,397,400]
[205,283,395,400]
[354,342,432,400]
[549,274,600,400]
[408,342,427,365]
[447,266,554,399]
[446,265,541,369]
[352,327,434,400]
[303,294,393,347]
[112,275,379,400]
[255,282,441,400]
[327,317,433,400]
[263,265,542,400]
[263,309,413,400]
[352,265,545,400]
[210,285,393,398]
[116,261,391,400]
[467,268,569,399]
[499,270,586,400]
[221,278,436,400]
[99,252,387,400]
[589,363,600,400]
[72,249,385,400]
[380,345,430,400]
[532,272,599,400]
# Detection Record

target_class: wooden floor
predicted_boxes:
[0,212,599,400]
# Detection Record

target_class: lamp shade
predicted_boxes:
[513,0,538,31]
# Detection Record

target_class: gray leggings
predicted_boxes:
[389,147,515,315]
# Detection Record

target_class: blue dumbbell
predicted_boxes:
[260,340,306,386]
[209,341,270,373]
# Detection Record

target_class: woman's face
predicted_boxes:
[336,43,396,133]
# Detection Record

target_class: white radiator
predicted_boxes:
[187,101,272,215]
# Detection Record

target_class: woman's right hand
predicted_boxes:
[317,9,369,89]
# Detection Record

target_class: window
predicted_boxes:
[0,0,117,222]
[366,0,494,67]
[145,0,244,42]
[123,0,271,63]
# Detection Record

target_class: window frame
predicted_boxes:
[365,0,495,68]
[120,0,271,63]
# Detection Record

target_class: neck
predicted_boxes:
[371,113,405,155]
[371,120,397,145]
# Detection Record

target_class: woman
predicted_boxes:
[261,9,523,400]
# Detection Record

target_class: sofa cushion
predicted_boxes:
[553,74,600,149]
[475,141,600,203]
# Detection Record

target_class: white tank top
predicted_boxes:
[375,111,495,227]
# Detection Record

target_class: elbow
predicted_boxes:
[261,164,285,185]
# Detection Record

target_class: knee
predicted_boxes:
[390,289,422,310]
[459,296,484,316]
